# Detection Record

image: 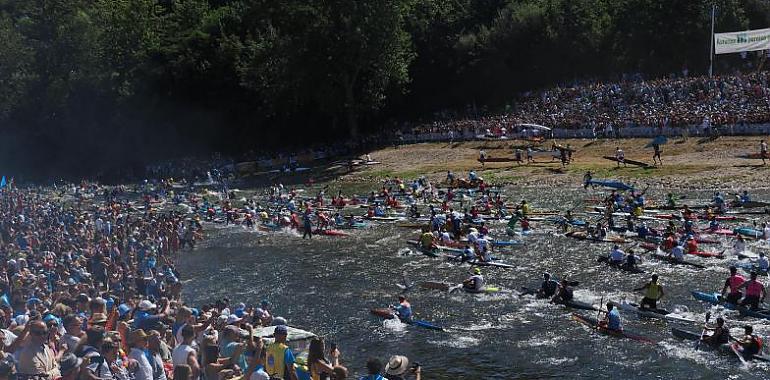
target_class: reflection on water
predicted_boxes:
[179,187,770,379]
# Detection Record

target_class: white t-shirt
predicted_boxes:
[250,369,270,380]
[172,344,196,367]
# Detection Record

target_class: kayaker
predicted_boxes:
[392,296,412,323]
[418,230,434,250]
[669,243,685,262]
[734,325,763,360]
[537,273,559,299]
[685,236,698,255]
[519,200,531,216]
[712,192,725,212]
[721,266,746,304]
[303,212,313,239]
[609,245,625,265]
[701,317,730,348]
[763,222,770,240]
[624,249,641,270]
[737,272,766,310]
[599,302,622,331]
[583,171,593,189]
[758,252,769,273]
[462,268,484,292]
[666,193,676,207]
[740,190,751,204]
[551,279,574,304]
[734,234,746,253]
[634,274,664,310]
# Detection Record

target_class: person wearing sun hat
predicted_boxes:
[129,329,153,380]
[384,355,421,380]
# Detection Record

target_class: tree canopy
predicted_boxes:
[0,0,765,178]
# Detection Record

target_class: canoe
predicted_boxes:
[571,313,656,344]
[369,308,443,331]
[602,155,653,168]
[584,179,634,191]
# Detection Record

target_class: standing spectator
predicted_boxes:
[129,330,153,380]
[16,321,60,378]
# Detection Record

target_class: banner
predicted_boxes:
[715,28,770,54]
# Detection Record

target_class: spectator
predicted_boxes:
[129,330,153,380]
[16,321,60,378]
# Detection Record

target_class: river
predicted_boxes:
[178,186,770,379]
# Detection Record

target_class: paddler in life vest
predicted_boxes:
[392,296,412,322]
[463,268,484,292]
[735,325,764,360]
[634,274,664,310]
[712,192,726,212]
[740,190,751,205]
[519,200,531,217]
[624,249,641,270]
[682,205,694,220]
[264,324,298,380]
[685,235,698,254]
[609,245,625,265]
[419,229,435,250]
[551,279,574,304]
[734,234,747,253]
[708,218,720,232]
[758,252,770,273]
[599,302,623,331]
[701,317,731,347]
[669,242,685,262]
[737,272,766,310]
[666,193,677,207]
[721,266,746,304]
[537,273,559,299]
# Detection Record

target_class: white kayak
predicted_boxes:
[618,301,695,323]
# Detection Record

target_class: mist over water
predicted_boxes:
[178,187,770,379]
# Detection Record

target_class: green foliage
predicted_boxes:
[0,0,768,178]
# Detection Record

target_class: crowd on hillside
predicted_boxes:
[403,70,770,138]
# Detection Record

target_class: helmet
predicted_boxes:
[473,268,481,275]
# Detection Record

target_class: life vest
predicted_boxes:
[745,280,764,297]
[645,282,662,300]
[265,342,290,379]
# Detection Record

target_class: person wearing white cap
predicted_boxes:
[133,299,169,330]
[384,355,420,380]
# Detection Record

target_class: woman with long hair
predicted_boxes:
[306,338,339,380]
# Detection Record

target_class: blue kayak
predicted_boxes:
[645,135,668,148]
[734,227,763,238]
[370,308,444,331]
[492,240,520,246]
[691,290,733,308]
[585,179,634,191]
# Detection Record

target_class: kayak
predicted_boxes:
[691,291,736,310]
[369,308,444,331]
[466,259,514,269]
[567,231,626,243]
[419,281,500,293]
[491,239,520,246]
[405,240,441,257]
[734,227,763,238]
[571,312,656,344]
[686,250,724,258]
[645,251,706,269]
[584,179,634,191]
[314,229,349,236]
[519,287,597,311]
[597,256,644,273]
[707,228,735,235]
[735,262,769,275]
[617,301,696,323]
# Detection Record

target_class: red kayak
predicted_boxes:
[314,229,349,236]
[640,242,657,251]
[686,250,724,258]
[705,229,735,235]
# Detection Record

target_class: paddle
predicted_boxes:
[695,312,711,350]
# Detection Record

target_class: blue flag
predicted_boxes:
[0,176,5,189]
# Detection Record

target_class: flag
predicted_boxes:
[0,176,6,189]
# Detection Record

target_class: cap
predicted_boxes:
[274,325,288,335]
[138,300,156,311]
[226,314,242,325]
[59,353,83,374]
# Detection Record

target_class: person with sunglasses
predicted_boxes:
[16,321,61,378]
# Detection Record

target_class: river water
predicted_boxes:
[178,186,770,379]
